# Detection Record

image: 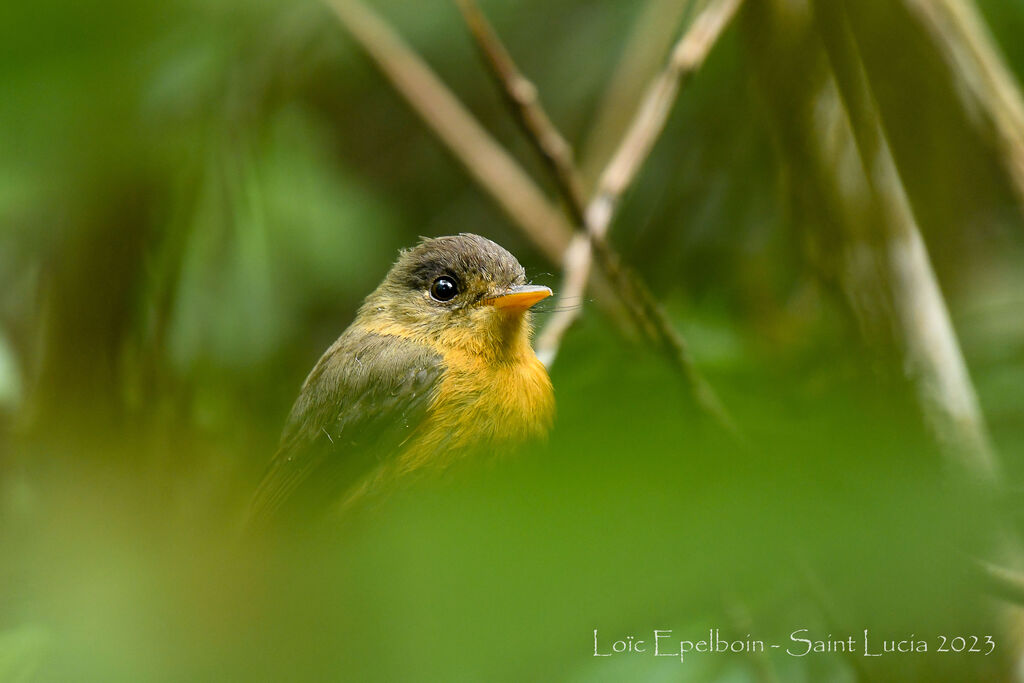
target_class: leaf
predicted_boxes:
[0,626,48,683]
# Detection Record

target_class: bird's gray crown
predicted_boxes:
[390,233,527,292]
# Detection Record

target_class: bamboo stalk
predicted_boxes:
[905,0,1024,216]
[811,0,998,480]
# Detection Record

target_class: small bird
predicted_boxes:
[249,233,554,525]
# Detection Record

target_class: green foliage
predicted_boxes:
[0,627,48,683]
[1,0,1023,681]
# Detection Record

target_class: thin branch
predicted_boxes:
[904,0,1024,216]
[534,233,590,367]
[324,0,572,264]
[456,0,588,224]
[455,0,614,371]
[540,0,743,370]
[588,232,740,435]
[810,0,999,480]
[455,0,741,434]
[590,0,743,222]
[454,0,593,366]
[579,0,697,189]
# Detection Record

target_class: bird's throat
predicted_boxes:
[439,309,534,365]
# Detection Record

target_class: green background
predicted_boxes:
[1,0,1023,680]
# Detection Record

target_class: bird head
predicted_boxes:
[358,234,551,360]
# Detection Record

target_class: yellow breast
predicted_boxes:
[396,345,554,472]
[357,310,555,477]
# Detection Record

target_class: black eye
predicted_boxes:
[429,276,459,302]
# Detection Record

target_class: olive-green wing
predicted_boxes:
[248,329,443,526]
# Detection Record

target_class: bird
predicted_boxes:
[248,233,554,526]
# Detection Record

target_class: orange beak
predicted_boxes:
[485,284,552,311]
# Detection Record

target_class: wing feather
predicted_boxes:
[248,328,443,525]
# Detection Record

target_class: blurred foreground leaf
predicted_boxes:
[0,626,48,683]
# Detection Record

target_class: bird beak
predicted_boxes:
[485,284,552,311]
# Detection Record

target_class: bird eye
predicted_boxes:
[429,276,459,302]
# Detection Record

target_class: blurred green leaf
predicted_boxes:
[0,328,20,410]
[0,626,48,683]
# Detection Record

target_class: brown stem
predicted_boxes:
[455,0,742,434]
[325,0,572,264]
[539,0,744,369]
[456,0,589,224]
